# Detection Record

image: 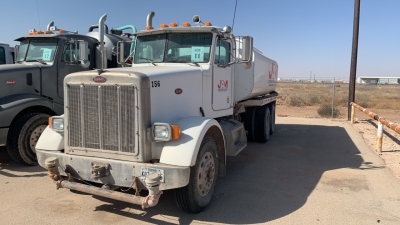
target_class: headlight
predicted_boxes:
[152,123,180,141]
[49,116,64,132]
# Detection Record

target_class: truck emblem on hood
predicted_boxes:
[175,88,183,95]
[6,80,16,85]
[93,76,107,83]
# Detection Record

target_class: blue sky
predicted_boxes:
[1,0,399,80]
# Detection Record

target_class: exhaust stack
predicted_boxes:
[146,11,155,30]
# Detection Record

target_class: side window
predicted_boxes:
[62,43,90,63]
[0,47,5,64]
[214,39,231,65]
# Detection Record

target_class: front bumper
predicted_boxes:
[37,150,190,190]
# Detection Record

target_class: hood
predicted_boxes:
[105,64,204,78]
[0,63,42,99]
[108,65,205,123]
[67,64,205,124]
[0,63,42,72]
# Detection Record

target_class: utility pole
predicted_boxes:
[348,0,360,120]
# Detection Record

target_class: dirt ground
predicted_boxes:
[276,104,400,181]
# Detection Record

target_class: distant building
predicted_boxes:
[356,77,400,85]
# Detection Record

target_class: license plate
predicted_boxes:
[140,167,164,182]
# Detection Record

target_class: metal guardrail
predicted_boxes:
[350,102,400,153]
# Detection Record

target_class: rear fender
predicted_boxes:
[159,117,224,167]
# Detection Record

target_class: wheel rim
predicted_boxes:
[196,152,215,197]
[29,125,47,152]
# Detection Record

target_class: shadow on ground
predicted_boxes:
[0,146,47,176]
[87,123,367,224]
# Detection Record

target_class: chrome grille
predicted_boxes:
[67,84,136,153]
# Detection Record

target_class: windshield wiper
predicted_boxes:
[25,59,47,65]
[167,59,199,67]
[139,57,156,66]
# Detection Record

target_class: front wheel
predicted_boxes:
[174,137,219,213]
[7,112,49,165]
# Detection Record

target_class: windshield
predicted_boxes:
[134,33,212,64]
[16,39,58,63]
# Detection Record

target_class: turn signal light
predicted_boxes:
[171,125,181,140]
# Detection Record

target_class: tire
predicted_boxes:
[7,112,49,165]
[269,103,276,135]
[243,107,256,142]
[255,105,271,143]
[174,137,219,213]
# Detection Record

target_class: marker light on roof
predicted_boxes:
[146,25,153,30]
[204,22,212,26]
[160,24,168,28]
[170,22,178,27]
[183,22,191,27]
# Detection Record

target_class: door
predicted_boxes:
[212,38,232,111]
[57,42,92,99]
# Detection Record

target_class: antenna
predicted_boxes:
[36,0,42,30]
[231,0,238,32]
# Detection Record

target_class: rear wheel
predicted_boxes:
[175,137,218,213]
[269,103,276,135]
[7,113,49,165]
[255,105,271,143]
[243,107,256,142]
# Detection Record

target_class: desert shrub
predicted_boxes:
[289,95,306,107]
[308,95,321,106]
[355,94,371,108]
[317,103,341,118]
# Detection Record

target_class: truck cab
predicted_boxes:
[36,12,278,213]
[0,43,14,64]
[0,15,133,165]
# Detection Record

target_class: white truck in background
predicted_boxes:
[0,43,14,64]
[36,12,279,213]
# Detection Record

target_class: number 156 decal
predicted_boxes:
[151,80,160,87]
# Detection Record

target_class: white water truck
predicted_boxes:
[36,12,278,213]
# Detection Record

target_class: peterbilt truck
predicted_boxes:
[0,43,14,64]
[36,12,278,213]
[0,14,134,165]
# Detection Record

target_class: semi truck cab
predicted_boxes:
[0,15,133,165]
[0,43,14,64]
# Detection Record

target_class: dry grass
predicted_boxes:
[276,82,400,110]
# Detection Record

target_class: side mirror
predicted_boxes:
[13,45,19,63]
[117,41,132,65]
[78,41,90,68]
[242,36,253,62]
[118,41,125,64]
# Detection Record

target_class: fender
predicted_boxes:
[0,94,55,127]
[160,116,224,167]
[35,125,64,151]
